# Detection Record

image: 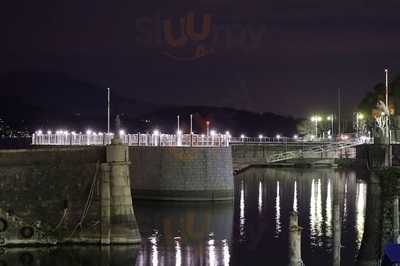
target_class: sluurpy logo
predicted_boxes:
[136,12,267,61]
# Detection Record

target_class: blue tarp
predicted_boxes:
[384,244,400,263]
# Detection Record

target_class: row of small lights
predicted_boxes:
[35,129,296,140]
[310,113,365,122]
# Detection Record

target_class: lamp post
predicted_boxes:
[177,115,180,134]
[356,113,364,137]
[385,69,390,141]
[107,88,110,134]
[311,116,322,139]
[190,114,193,134]
[327,115,334,138]
[206,121,210,136]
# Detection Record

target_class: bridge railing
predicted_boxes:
[31,133,230,147]
[32,132,373,147]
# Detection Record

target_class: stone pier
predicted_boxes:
[101,138,141,244]
[0,140,141,246]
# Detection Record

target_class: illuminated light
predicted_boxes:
[47,130,52,135]
[119,130,125,135]
[177,130,183,135]
[259,134,263,139]
[210,130,216,137]
[357,113,365,120]
[276,134,281,140]
[98,132,103,136]
[240,134,245,139]
[310,135,315,140]
[201,134,205,137]
[311,115,322,122]
[92,132,97,136]
[225,131,231,137]
[37,130,43,135]
[86,130,92,135]
[153,130,160,136]
[71,131,76,135]
[293,134,298,139]
[63,131,69,135]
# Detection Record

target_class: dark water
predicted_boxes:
[0,168,367,266]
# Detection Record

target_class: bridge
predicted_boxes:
[31,131,372,164]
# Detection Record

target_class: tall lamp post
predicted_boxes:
[385,69,390,140]
[107,88,110,134]
[190,114,193,134]
[311,115,322,139]
[356,113,364,137]
[327,115,334,138]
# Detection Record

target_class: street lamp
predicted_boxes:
[311,115,322,138]
[327,115,334,138]
[356,113,365,137]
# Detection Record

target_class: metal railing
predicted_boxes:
[32,133,230,147]
[268,139,367,163]
[32,132,373,148]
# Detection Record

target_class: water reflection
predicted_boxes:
[233,168,367,266]
[275,181,282,238]
[0,168,368,266]
[355,182,367,248]
[134,201,233,266]
[293,180,298,212]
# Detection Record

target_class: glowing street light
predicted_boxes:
[210,130,216,137]
[356,112,365,137]
[293,134,298,140]
[327,115,334,138]
[311,115,322,138]
[153,129,160,136]
[276,134,281,141]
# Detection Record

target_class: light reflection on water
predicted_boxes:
[0,168,368,266]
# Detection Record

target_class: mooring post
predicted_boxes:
[394,195,399,243]
[333,175,344,266]
[288,211,303,266]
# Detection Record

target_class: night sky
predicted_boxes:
[1,0,400,117]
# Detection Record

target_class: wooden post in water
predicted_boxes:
[288,211,303,266]
[394,195,399,243]
[333,174,344,266]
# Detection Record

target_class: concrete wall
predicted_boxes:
[0,147,105,245]
[0,145,234,245]
[129,146,234,201]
